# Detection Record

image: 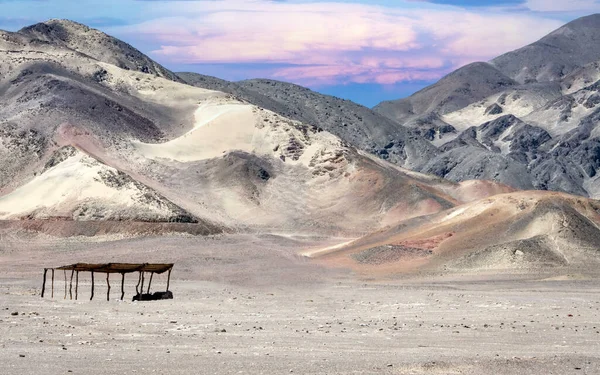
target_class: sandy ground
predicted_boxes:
[1,234,600,374]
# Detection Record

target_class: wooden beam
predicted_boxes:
[75,271,79,300]
[51,269,55,299]
[120,273,125,301]
[106,273,111,301]
[41,268,47,298]
[64,270,67,299]
[135,271,141,296]
[166,269,172,292]
[90,271,95,301]
[147,272,154,294]
[69,270,74,300]
[140,272,145,297]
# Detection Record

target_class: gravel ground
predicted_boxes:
[1,234,600,374]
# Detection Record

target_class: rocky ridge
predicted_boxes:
[371,14,600,198]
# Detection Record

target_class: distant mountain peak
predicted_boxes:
[18,19,181,82]
[32,18,90,28]
[373,62,516,124]
[554,13,600,32]
[541,13,600,42]
[490,13,600,84]
[370,14,600,197]
[19,19,92,41]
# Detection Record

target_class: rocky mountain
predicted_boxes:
[179,74,438,169]
[1,19,507,237]
[19,19,181,81]
[373,13,600,198]
[374,62,517,123]
[491,14,600,84]
[176,15,600,198]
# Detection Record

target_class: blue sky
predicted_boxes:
[0,0,598,107]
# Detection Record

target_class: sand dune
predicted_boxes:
[0,146,198,223]
[133,101,256,162]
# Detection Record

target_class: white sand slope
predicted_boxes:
[132,101,257,162]
[97,62,221,107]
[125,93,480,233]
[442,87,561,132]
[440,81,600,139]
[131,97,345,168]
[523,88,600,137]
[0,147,194,221]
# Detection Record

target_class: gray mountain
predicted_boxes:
[371,13,600,198]
[179,74,438,169]
[19,19,181,82]
[421,115,544,190]
[376,14,600,128]
[177,72,242,93]
[177,72,300,126]
[374,62,517,123]
[561,60,600,93]
[491,14,600,84]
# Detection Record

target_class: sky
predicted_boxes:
[1,0,599,107]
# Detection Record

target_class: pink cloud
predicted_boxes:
[267,64,445,87]
[110,0,565,86]
[420,11,564,61]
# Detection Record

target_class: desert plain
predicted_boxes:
[2,233,600,375]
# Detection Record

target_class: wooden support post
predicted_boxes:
[69,270,74,300]
[135,271,141,296]
[41,268,48,298]
[51,269,55,299]
[75,271,79,300]
[120,273,125,301]
[90,271,95,301]
[147,272,153,294]
[166,269,172,292]
[140,272,145,297]
[64,270,67,299]
[106,273,111,302]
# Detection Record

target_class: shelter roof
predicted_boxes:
[55,263,173,274]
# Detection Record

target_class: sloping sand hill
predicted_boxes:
[313,191,600,275]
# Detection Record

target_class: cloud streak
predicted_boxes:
[525,0,600,12]
[108,0,565,86]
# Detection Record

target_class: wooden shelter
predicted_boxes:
[41,263,173,301]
